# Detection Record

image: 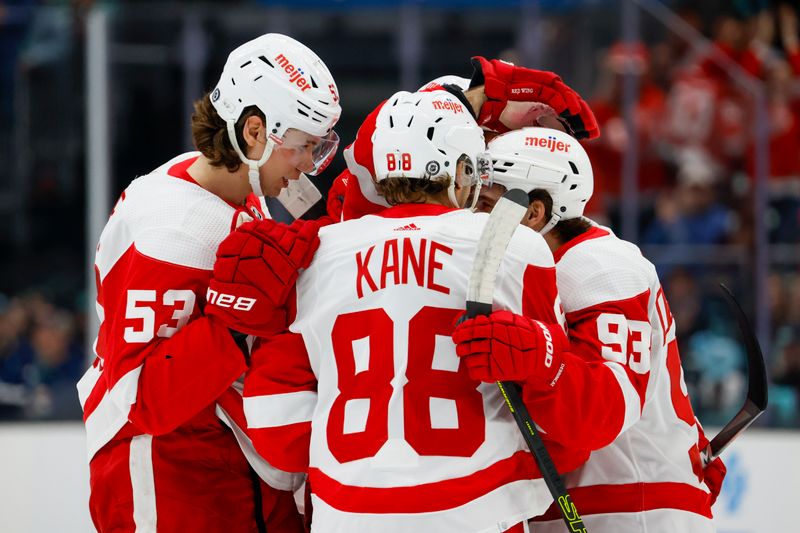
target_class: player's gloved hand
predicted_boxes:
[697,425,727,506]
[452,310,567,386]
[205,218,322,337]
[469,56,600,140]
[703,455,726,506]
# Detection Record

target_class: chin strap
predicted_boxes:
[226,120,276,198]
[447,185,461,209]
[448,175,482,210]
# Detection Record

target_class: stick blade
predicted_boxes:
[719,284,768,411]
[706,285,769,462]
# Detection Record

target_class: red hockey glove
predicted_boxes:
[205,218,322,337]
[452,310,567,386]
[703,455,726,507]
[470,56,600,140]
[697,424,727,506]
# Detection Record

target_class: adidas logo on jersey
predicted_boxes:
[394,223,421,231]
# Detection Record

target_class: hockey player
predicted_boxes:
[76,34,340,533]
[454,126,726,531]
[236,89,587,533]
[328,57,600,222]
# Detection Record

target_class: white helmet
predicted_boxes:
[487,127,593,234]
[211,33,341,195]
[418,75,470,92]
[372,90,490,209]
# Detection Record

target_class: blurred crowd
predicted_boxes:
[577,2,800,426]
[584,4,800,244]
[0,291,85,420]
[0,0,799,426]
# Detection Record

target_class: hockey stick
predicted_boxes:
[701,284,768,464]
[461,188,587,533]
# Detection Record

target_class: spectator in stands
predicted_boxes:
[664,268,704,342]
[584,41,668,217]
[773,327,800,392]
[659,7,778,176]
[643,148,735,248]
[686,330,746,426]
[743,6,800,243]
[771,272,800,425]
[0,297,32,418]
[26,309,83,418]
[0,292,85,420]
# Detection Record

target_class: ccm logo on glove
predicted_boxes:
[535,320,554,367]
[206,288,256,311]
[452,310,567,388]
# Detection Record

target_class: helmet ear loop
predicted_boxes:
[449,157,468,209]
[446,179,461,209]
[466,185,480,211]
[226,120,276,197]
[538,211,562,235]
[462,170,482,211]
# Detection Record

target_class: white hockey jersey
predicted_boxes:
[77,152,300,490]
[244,203,588,533]
[531,225,716,532]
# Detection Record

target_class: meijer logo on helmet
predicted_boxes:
[525,135,571,153]
[431,99,464,113]
[275,53,311,92]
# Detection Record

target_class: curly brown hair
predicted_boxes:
[375,176,452,206]
[190,92,266,172]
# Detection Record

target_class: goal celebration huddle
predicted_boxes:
[79,32,739,533]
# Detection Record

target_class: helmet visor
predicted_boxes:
[457,153,491,210]
[271,128,340,176]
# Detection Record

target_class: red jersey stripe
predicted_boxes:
[534,482,712,521]
[308,450,538,514]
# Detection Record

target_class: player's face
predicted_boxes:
[257,130,320,197]
[475,183,507,213]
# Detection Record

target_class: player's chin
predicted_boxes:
[266,177,288,197]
